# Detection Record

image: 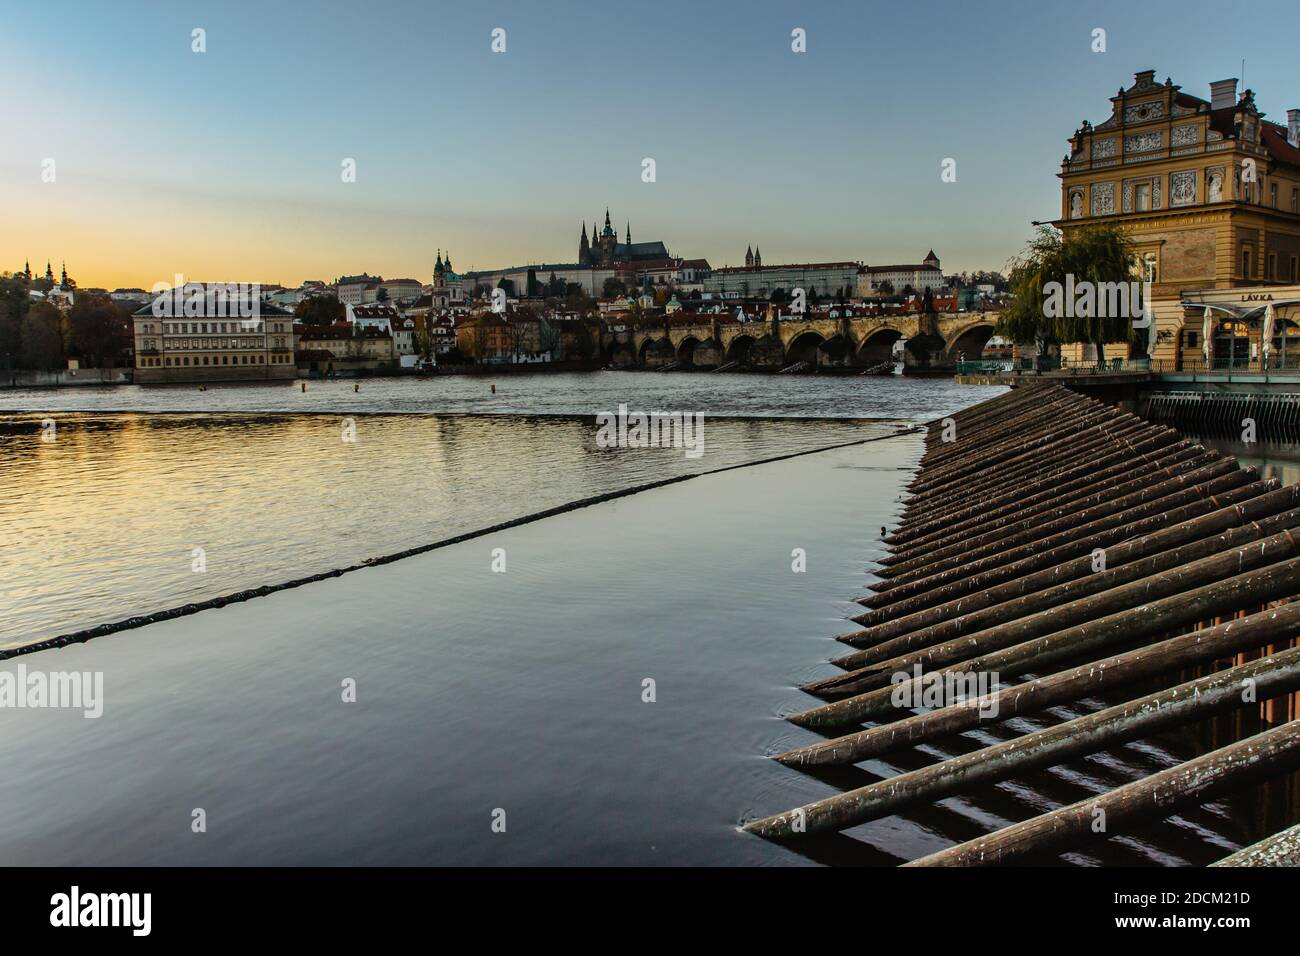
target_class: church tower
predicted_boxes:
[596,208,617,266]
[579,222,590,265]
[745,245,753,267]
[433,250,445,288]
[753,247,761,267]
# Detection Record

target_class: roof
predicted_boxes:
[460,263,585,278]
[613,241,669,260]
[133,292,293,316]
[864,264,943,274]
[712,261,860,275]
[1260,121,1300,167]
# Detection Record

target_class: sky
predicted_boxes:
[3,0,1298,289]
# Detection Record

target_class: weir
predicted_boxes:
[744,383,1300,863]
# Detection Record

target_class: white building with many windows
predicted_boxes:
[132,285,296,383]
[857,251,945,296]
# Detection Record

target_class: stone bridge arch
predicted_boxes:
[857,327,904,365]
[944,318,998,362]
[677,335,723,368]
[638,335,674,368]
[784,330,826,366]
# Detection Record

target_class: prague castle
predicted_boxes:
[578,209,670,267]
[1056,69,1300,366]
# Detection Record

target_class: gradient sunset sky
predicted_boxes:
[4,0,1297,289]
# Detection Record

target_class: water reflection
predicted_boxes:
[1,412,892,647]
[0,370,1003,421]
[1193,436,1300,487]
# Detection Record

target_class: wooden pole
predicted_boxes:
[746,649,1300,839]
[1211,822,1300,866]
[848,483,1300,639]
[878,459,1243,587]
[862,471,1259,609]
[904,719,1300,866]
[833,505,1300,672]
[793,555,1300,727]
[781,602,1300,767]
[886,434,1191,551]
[882,450,1222,573]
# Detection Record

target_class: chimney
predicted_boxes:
[1210,78,1238,111]
[1289,109,1300,148]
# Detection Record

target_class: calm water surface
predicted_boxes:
[1,374,1003,648]
[0,369,992,420]
[3,413,901,647]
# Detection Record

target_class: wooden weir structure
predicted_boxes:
[744,383,1300,864]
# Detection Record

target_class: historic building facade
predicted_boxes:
[1056,70,1300,364]
[858,251,944,296]
[133,289,296,383]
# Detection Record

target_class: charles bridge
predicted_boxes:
[607,311,999,371]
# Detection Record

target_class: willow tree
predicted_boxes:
[997,224,1140,361]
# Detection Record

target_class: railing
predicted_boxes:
[1157,354,1300,380]
[954,360,1014,374]
[1057,357,1153,373]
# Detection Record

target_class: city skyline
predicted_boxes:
[4,0,1299,288]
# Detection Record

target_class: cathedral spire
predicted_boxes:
[745,245,753,267]
[61,261,67,287]
[625,222,631,244]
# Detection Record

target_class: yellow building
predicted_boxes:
[1056,70,1300,367]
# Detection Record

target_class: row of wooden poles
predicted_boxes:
[1142,391,1300,439]
[744,382,1300,864]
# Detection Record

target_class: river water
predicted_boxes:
[0,372,1291,864]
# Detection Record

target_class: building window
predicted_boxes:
[1268,253,1278,280]
[1136,182,1151,211]
[1292,256,1299,283]
[1243,247,1253,278]
[1293,188,1299,213]
[1270,183,1278,208]
[1184,330,1199,349]
[1143,252,1158,283]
